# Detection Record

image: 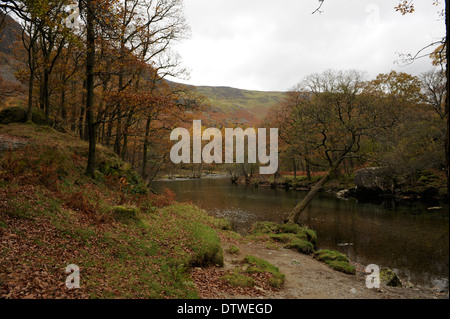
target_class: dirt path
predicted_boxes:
[194,239,448,299]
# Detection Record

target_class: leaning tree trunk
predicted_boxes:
[287,155,346,224]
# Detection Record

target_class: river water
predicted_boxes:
[152,177,449,290]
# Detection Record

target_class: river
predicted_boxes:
[152,177,449,290]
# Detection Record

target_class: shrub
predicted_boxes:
[150,188,176,207]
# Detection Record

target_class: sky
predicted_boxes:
[166,0,446,92]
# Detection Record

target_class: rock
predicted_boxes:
[336,189,350,199]
[380,267,402,287]
[431,277,449,293]
[354,167,394,197]
[406,281,415,289]
[350,288,357,294]
[254,286,266,293]
[290,259,301,266]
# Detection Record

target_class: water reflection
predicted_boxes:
[152,177,449,289]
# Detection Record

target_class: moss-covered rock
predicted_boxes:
[0,106,47,125]
[243,255,285,288]
[324,260,356,275]
[313,249,355,275]
[380,267,402,287]
[314,249,349,263]
[223,269,255,287]
[188,223,224,267]
[249,221,317,255]
[112,205,139,223]
[283,238,315,255]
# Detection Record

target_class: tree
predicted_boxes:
[283,70,397,224]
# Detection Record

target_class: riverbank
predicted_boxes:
[199,239,448,299]
[190,222,448,299]
[235,173,448,205]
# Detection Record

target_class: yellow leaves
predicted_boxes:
[394,0,415,15]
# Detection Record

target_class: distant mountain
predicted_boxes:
[0,13,23,84]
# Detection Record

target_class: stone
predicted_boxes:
[290,259,301,266]
[380,267,402,287]
[354,167,394,196]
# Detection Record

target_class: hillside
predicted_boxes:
[194,85,285,126]
[0,123,228,298]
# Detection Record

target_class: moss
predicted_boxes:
[223,269,255,287]
[314,249,349,263]
[187,222,224,267]
[283,238,315,255]
[269,233,297,243]
[314,250,355,275]
[226,245,240,255]
[213,218,232,230]
[249,221,280,235]
[112,206,140,223]
[380,267,402,287]
[249,221,317,254]
[243,255,285,288]
[325,260,356,275]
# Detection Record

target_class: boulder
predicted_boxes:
[380,267,402,287]
[354,167,394,196]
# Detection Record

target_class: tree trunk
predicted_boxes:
[85,0,96,177]
[26,68,34,123]
[287,155,346,224]
[293,157,297,179]
[305,159,311,182]
[141,115,151,177]
[43,70,49,123]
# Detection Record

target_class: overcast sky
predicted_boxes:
[166,0,446,92]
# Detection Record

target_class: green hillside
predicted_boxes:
[195,85,285,125]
